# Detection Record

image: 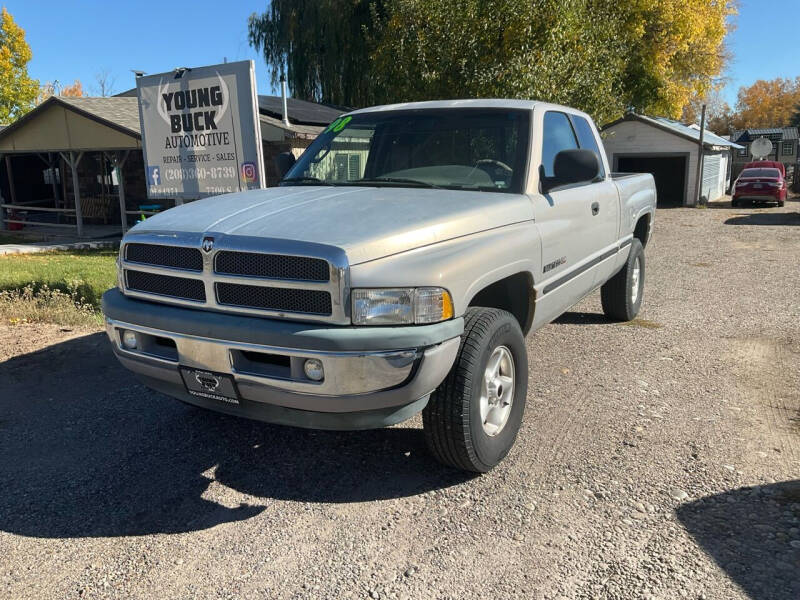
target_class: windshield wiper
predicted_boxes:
[281,176,335,185]
[353,177,442,189]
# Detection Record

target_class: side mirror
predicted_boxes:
[542,149,600,193]
[274,151,296,179]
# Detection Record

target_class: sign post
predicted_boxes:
[136,60,265,202]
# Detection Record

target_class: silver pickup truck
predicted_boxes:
[102,100,655,472]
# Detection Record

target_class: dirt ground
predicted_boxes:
[1,200,799,600]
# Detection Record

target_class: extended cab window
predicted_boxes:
[283,109,530,193]
[541,111,578,178]
[571,115,606,178]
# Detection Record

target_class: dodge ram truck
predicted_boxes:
[102,100,656,472]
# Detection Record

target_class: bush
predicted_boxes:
[0,282,102,328]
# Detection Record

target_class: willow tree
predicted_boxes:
[0,8,38,123]
[248,0,386,107]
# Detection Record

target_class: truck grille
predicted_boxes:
[215,251,329,281]
[125,243,203,271]
[125,270,206,302]
[216,283,332,315]
[119,238,346,323]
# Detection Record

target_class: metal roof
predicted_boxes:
[605,113,743,149]
[731,127,799,143]
[257,95,346,125]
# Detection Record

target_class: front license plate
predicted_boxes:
[180,367,240,404]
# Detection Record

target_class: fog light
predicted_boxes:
[122,330,138,349]
[303,358,324,381]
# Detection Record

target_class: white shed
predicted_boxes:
[602,114,743,206]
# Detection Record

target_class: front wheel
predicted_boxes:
[601,238,645,321]
[423,308,528,473]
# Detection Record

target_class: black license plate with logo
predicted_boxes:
[180,368,240,404]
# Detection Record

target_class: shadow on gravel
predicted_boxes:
[676,481,800,600]
[0,333,472,539]
[724,212,800,226]
[553,311,609,325]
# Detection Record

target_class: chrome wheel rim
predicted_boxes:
[480,345,515,436]
[631,256,641,305]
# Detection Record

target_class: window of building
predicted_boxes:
[783,141,794,156]
[738,145,747,156]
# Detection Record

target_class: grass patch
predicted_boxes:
[0,249,116,326]
[621,318,663,329]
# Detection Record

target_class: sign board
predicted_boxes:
[136,60,265,200]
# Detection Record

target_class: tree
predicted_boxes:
[731,77,800,129]
[790,103,800,128]
[620,0,736,119]
[0,8,38,123]
[93,69,115,97]
[60,79,85,97]
[248,0,387,107]
[681,88,734,134]
[248,0,736,124]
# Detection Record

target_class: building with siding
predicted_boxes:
[602,114,743,206]
[729,127,798,181]
[0,94,343,236]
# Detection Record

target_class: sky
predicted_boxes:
[7,0,800,106]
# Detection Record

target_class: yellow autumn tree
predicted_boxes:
[731,77,800,129]
[0,8,38,123]
[622,0,736,119]
[60,79,85,97]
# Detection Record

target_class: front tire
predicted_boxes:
[423,308,528,473]
[601,238,645,321]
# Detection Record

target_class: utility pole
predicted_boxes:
[693,104,707,206]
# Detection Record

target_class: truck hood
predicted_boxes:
[129,186,533,264]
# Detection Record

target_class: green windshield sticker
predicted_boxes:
[324,118,342,133]
[324,116,352,133]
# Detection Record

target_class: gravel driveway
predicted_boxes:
[1,201,799,600]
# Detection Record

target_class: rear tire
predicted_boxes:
[601,238,645,322]
[423,308,528,473]
[731,198,738,208]
[778,200,785,207]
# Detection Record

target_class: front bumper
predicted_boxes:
[102,289,462,429]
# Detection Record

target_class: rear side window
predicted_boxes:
[571,115,606,178]
[541,112,578,177]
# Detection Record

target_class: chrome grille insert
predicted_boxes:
[125,270,206,302]
[125,243,203,271]
[215,251,329,281]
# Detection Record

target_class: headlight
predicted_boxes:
[352,287,454,325]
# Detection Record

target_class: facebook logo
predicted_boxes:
[147,166,161,186]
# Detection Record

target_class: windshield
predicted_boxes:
[282,108,530,193]
[740,168,780,178]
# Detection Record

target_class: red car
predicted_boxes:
[732,167,786,207]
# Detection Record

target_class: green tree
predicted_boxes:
[248,0,736,124]
[248,0,386,108]
[0,8,38,123]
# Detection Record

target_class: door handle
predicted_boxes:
[591,202,600,215]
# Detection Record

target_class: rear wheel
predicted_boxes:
[601,238,645,322]
[731,198,739,208]
[423,308,528,473]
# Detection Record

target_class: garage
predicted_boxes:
[602,114,742,206]
[616,155,687,207]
